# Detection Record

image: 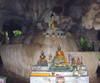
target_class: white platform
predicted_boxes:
[30,76,89,83]
[31,71,88,76]
[30,71,89,83]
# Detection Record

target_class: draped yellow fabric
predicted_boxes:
[39,58,46,62]
[57,50,69,67]
[57,51,64,56]
[51,21,57,27]
[63,56,69,66]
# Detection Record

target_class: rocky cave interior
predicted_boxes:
[0,0,100,51]
[0,0,100,82]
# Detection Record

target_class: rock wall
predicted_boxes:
[82,3,100,30]
[10,32,81,52]
[0,44,99,81]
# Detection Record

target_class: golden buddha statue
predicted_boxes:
[49,46,70,72]
[49,14,57,28]
[53,46,69,67]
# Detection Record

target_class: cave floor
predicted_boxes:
[0,65,29,83]
[0,64,100,83]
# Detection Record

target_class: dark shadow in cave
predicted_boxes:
[96,61,100,78]
[0,56,3,66]
[98,31,100,41]
[3,19,22,40]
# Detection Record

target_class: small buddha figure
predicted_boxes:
[49,54,52,62]
[38,51,48,66]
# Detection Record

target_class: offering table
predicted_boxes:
[30,71,89,83]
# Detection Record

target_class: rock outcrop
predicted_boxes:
[10,32,81,51]
[82,3,100,30]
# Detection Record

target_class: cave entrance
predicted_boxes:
[0,56,3,66]
[3,19,22,42]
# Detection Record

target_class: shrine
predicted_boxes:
[30,46,89,83]
[29,15,90,82]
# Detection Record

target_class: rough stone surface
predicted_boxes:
[82,3,100,30]
[10,32,81,52]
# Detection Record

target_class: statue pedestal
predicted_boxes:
[32,62,52,71]
[32,66,49,71]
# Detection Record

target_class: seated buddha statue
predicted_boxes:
[38,51,48,66]
[49,46,70,72]
[49,14,58,28]
[53,46,69,67]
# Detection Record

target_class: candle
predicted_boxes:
[68,53,71,62]
[77,57,80,65]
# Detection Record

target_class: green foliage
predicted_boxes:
[13,30,22,36]
[99,42,100,51]
[79,37,93,51]
[71,64,77,71]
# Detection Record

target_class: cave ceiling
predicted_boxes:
[0,0,100,43]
